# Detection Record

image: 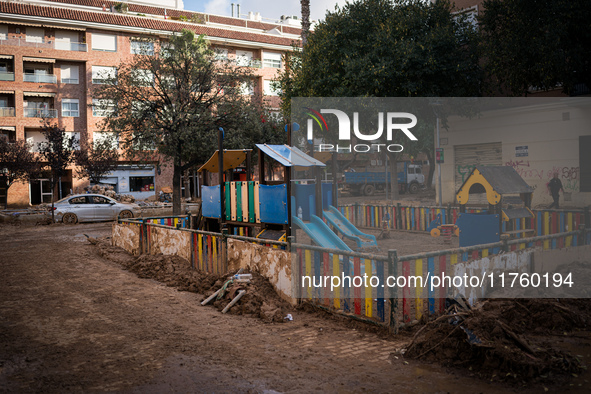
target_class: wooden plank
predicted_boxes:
[255,181,261,224]
[241,181,249,222]
[230,182,237,221]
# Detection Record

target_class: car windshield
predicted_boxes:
[55,196,72,204]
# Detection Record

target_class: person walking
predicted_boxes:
[548,173,564,209]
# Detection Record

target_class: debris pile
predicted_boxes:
[90,185,136,203]
[94,238,292,322]
[404,297,588,383]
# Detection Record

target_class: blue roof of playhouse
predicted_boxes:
[256,144,326,167]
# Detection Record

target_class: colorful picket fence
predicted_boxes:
[295,229,589,329]
[143,215,190,228]
[338,203,586,237]
[118,216,590,331]
[293,245,393,325]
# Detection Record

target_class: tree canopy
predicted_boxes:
[278,0,481,105]
[479,0,591,96]
[93,29,283,214]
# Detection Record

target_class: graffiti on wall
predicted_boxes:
[504,160,580,192]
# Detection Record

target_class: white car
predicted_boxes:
[50,194,139,224]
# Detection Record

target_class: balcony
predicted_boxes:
[0,107,15,117]
[0,71,14,81]
[0,38,87,52]
[24,74,57,83]
[24,108,57,118]
[54,41,88,52]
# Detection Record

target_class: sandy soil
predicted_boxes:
[1,222,590,393]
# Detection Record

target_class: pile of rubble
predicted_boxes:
[89,185,136,203]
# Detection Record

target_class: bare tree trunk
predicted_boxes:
[301,0,310,46]
[172,163,182,216]
[425,150,435,190]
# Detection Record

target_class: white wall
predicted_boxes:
[439,99,591,208]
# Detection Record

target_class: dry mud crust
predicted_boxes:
[404,299,591,384]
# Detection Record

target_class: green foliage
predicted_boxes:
[74,136,120,185]
[479,0,591,96]
[0,138,40,208]
[114,2,128,13]
[278,0,481,103]
[178,15,188,22]
[92,29,282,213]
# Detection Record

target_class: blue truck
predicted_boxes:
[343,163,425,196]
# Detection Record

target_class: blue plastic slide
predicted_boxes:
[323,206,378,249]
[292,215,352,252]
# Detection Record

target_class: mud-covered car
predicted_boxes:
[49,194,139,224]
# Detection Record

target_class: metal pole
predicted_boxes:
[436,116,442,207]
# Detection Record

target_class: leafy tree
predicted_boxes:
[37,122,77,221]
[74,136,120,185]
[0,139,40,209]
[93,29,280,215]
[479,0,591,96]
[278,0,481,197]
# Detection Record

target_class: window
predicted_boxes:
[70,196,87,204]
[240,81,254,95]
[55,31,79,50]
[61,99,79,117]
[61,65,79,84]
[263,80,280,96]
[130,40,154,55]
[26,27,44,43]
[0,25,7,40]
[92,99,116,117]
[131,69,154,86]
[92,66,116,84]
[93,131,118,149]
[215,48,228,60]
[65,132,80,149]
[92,33,117,52]
[235,50,253,67]
[262,51,282,68]
[130,176,154,192]
[92,195,112,204]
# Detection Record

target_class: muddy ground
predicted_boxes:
[1,222,591,393]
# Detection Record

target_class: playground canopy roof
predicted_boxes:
[198,149,251,173]
[457,166,533,205]
[256,144,326,168]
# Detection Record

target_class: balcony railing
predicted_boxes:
[24,74,58,83]
[0,38,87,52]
[0,71,14,81]
[24,108,57,118]
[0,107,15,117]
[54,41,88,52]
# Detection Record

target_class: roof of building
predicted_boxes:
[38,0,303,35]
[0,1,300,48]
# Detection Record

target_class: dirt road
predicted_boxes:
[0,223,586,393]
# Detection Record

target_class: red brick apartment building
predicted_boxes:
[0,0,301,207]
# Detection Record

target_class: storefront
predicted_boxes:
[98,165,156,200]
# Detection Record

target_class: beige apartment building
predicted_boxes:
[0,0,300,206]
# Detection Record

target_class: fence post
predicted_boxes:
[501,237,509,253]
[354,202,359,227]
[141,218,147,255]
[388,249,399,335]
[446,204,452,224]
[221,225,228,274]
[396,203,402,230]
[287,236,299,300]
